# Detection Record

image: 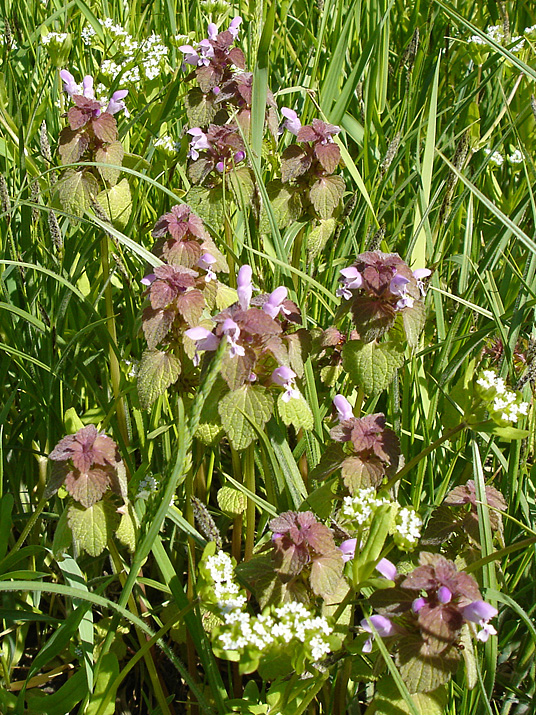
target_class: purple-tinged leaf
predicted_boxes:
[228,46,246,69]
[314,142,341,173]
[92,112,118,143]
[58,127,89,165]
[142,307,175,349]
[341,454,385,492]
[176,289,205,326]
[281,145,313,182]
[64,466,112,508]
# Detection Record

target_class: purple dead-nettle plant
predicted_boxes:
[268,510,346,601]
[423,479,507,548]
[280,114,342,180]
[187,124,247,183]
[55,69,130,221]
[336,251,429,345]
[186,264,309,392]
[60,70,129,116]
[48,425,123,509]
[151,203,228,272]
[323,397,402,492]
[367,552,498,689]
[179,17,245,92]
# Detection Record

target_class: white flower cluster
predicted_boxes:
[484,148,504,167]
[42,32,69,45]
[204,551,332,663]
[81,20,169,83]
[205,551,247,612]
[469,25,525,52]
[154,135,180,153]
[219,601,332,661]
[393,507,422,550]
[477,370,529,424]
[507,149,523,164]
[341,489,391,527]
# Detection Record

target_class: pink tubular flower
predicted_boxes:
[390,273,414,310]
[281,107,302,136]
[187,128,210,160]
[361,614,396,652]
[185,326,220,365]
[179,38,214,67]
[333,394,354,422]
[462,600,498,642]
[438,586,452,604]
[262,286,288,319]
[272,365,300,402]
[198,252,217,282]
[207,22,218,40]
[413,267,432,296]
[339,538,357,562]
[376,557,397,581]
[60,69,81,96]
[222,318,245,358]
[412,596,427,613]
[336,266,363,300]
[228,16,242,39]
[106,89,129,115]
[237,265,253,311]
[60,70,128,115]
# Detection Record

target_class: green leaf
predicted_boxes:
[342,340,404,394]
[227,166,255,207]
[137,349,181,410]
[309,175,345,219]
[308,443,345,481]
[218,384,273,451]
[115,508,136,552]
[26,668,87,715]
[277,392,314,431]
[366,677,447,715]
[402,301,426,349]
[95,178,132,229]
[95,140,124,186]
[52,507,72,558]
[185,185,224,230]
[64,407,85,434]
[395,637,460,693]
[194,377,226,445]
[217,486,247,516]
[86,653,119,715]
[184,87,217,127]
[67,499,119,557]
[306,218,336,260]
[260,180,303,232]
[57,169,99,217]
[474,421,529,440]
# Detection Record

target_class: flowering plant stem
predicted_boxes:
[244,444,255,561]
[101,234,129,450]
